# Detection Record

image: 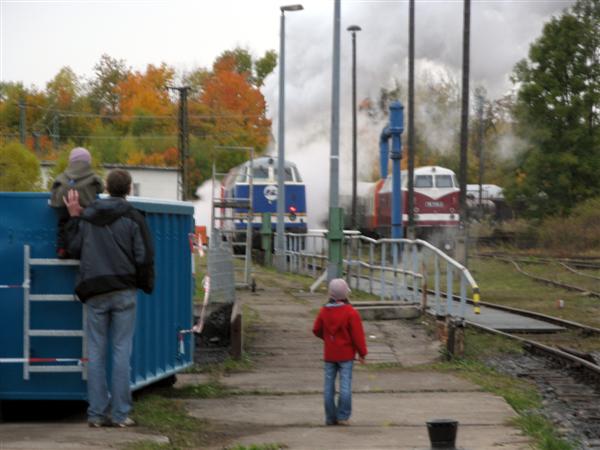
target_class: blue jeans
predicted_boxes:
[323,360,354,424]
[86,289,137,424]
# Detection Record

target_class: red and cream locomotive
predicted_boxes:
[357,166,460,243]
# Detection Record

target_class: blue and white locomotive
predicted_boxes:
[221,156,307,233]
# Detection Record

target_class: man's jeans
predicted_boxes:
[323,360,354,424]
[86,289,137,424]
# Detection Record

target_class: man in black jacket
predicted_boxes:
[64,168,154,428]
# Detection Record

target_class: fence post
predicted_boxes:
[260,213,272,266]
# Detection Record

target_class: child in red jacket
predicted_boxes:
[313,278,367,426]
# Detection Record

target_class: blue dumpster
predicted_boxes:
[0,193,195,400]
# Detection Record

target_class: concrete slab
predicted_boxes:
[177,370,481,394]
[208,425,530,450]
[187,391,515,427]
[0,423,168,449]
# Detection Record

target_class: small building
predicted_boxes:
[41,162,180,200]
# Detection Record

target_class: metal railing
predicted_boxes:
[283,230,480,319]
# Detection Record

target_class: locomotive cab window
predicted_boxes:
[415,175,433,188]
[435,175,454,188]
[274,167,294,182]
[252,166,270,181]
[292,167,302,182]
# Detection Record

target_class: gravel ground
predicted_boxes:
[486,353,600,449]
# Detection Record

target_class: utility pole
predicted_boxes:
[32,131,41,154]
[458,0,471,265]
[168,86,191,201]
[407,0,416,238]
[52,115,60,149]
[19,99,26,145]
[476,92,485,219]
[347,24,361,230]
[327,0,343,280]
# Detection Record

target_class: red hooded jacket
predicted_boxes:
[313,301,368,362]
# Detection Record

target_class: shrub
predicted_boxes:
[538,197,600,254]
[0,141,42,191]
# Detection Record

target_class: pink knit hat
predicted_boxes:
[69,147,91,163]
[328,278,351,300]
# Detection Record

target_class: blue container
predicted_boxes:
[0,193,195,400]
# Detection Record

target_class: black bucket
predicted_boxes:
[426,419,458,448]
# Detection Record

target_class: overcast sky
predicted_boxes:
[1,0,574,226]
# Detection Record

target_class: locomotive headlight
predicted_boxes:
[414,207,420,213]
[450,208,455,213]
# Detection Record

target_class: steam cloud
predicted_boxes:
[260,0,573,229]
[195,1,573,230]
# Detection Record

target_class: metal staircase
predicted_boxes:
[22,245,87,380]
[210,160,254,288]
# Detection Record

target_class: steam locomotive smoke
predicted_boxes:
[262,0,573,229]
[194,1,572,230]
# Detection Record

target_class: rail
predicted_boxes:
[283,230,480,319]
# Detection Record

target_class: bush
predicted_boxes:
[538,197,600,254]
[0,141,42,191]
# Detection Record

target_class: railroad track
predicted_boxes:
[444,293,600,448]
[478,253,600,298]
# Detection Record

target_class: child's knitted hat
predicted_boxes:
[328,278,351,300]
[69,147,91,164]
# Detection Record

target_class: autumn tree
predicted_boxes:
[507,0,600,218]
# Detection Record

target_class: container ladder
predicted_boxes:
[210,160,254,288]
[22,244,87,380]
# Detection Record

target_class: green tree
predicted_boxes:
[255,50,277,87]
[46,67,97,146]
[0,141,42,191]
[213,47,278,87]
[88,54,130,116]
[507,0,600,218]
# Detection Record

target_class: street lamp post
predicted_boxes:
[347,25,361,230]
[275,3,303,272]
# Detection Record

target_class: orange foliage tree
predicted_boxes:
[197,54,271,165]
[117,63,176,133]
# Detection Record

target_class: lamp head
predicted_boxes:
[347,25,362,32]
[281,4,303,12]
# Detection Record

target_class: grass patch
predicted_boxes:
[469,256,600,329]
[359,361,404,371]
[123,441,171,450]
[181,354,254,376]
[169,380,231,398]
[126,394,211,450]
[225,444,288,450]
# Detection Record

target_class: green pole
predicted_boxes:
[260,212,272,266]
[327,207,344,279]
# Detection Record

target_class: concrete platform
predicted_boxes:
[178,270,531,449]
